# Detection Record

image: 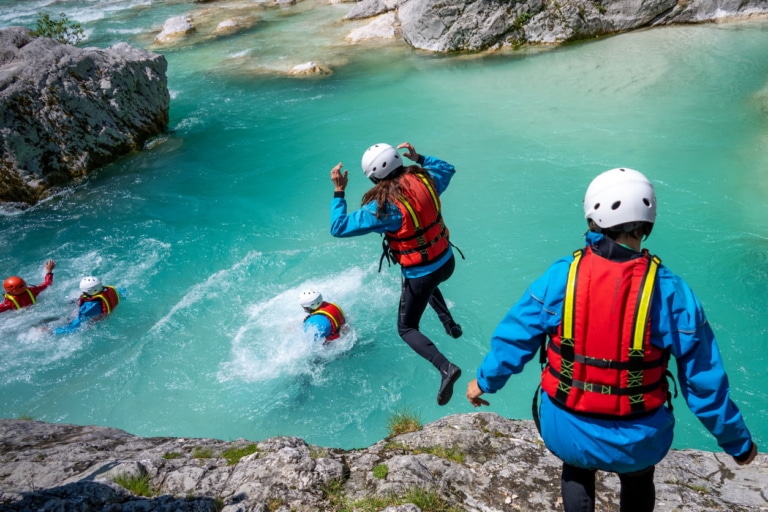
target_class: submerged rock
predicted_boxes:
[0,413,764,511]
[0,27,169,206]
[154,15,196,43]
[289,61,332,76]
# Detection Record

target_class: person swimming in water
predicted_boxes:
[1,260,56,313]
[300,289,346,343]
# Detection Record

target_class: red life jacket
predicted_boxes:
[385,172,450,268]
[305,301,345,341]
[3,289,36,309]
[80,286,120,315]
[541,247,670,418]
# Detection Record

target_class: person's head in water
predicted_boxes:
[299,289,323,314]
[583,167,656,245]
[3,276,27,296]
[80,276,105,297]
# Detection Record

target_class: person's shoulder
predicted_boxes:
[655,262,694,292]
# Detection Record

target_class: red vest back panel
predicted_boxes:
[541,248,669,417]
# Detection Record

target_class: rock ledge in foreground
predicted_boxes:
[1,413,765,511]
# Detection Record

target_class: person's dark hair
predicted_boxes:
[361,165,436,218]
[589,220,654,241]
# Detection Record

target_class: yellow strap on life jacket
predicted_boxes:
[315,310,339,330]
[91,286,119,315]
[4,289,35,309]
[314,303,344,331]
[563,251,660,350]
[397,194,421,230]
[417,174,440,211]
[562,249,583,341]
[632,255,661,351]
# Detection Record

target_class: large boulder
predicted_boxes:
[0,27,169,206]
[397,0,768,52]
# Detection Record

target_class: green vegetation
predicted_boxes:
[113,473,154,497]
[383,441,465,463]
[191,446,213,459]
[346,487,462,512]
[30,13,85,45]
[413,445,466,464]
[319,478,348,509]
[387,408,422,437]
[310,446,329,459]
[162,451,182,460]
[321,478,461,512]
[267,498,284,511]
[222,444,258,465]
[17,415,34,421]
[513,12,533,28]
[372,464,389,479]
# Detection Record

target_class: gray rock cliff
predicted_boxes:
[0,27,169,206]
[353,0,768,52]
[1,413,766,511]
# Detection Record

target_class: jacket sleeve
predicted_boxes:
[330,196,401,238]
[476,260,568,393]
[29,273,54,298]
[0,299,13,313]
[421,155,456,195]
[53,301,104,335]
[656,272,754,457]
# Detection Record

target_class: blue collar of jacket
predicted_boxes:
[585,231,644,262]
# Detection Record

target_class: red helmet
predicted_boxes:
[4,276,27,295]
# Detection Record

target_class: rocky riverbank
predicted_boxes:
[0,27,169,206]
[1,413,765,511]
[3,0,768,207]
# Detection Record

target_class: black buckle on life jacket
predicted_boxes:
[378,237,396,273]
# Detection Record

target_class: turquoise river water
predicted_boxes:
[1,0,767,452]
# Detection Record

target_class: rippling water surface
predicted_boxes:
[1,0,767,451]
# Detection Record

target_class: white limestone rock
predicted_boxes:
[346,12,398,43]
[289,61,332,76]
[154,15,196,44]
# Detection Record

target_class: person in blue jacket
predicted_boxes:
[466,168,758,512]
[329,141,463,405]
[300,289,346,343]
[54,276,122,335]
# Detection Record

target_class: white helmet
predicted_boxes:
[361,143,403,180]
[80,276,104,296]
[583,168,656,229]
[299,289,323,310]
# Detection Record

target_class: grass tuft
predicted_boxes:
[372,464,389,479]
[387,408,422,437]
[113,473,154,497]
[191,446,213,459]
[222,444,258,465]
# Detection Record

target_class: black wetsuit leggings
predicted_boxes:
[561,463,656,512]
[397,254,457,370]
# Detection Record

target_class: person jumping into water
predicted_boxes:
[328,141,463,406]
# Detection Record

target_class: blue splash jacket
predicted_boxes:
[476,231,753,472]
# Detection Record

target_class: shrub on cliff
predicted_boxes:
[30,13,84,45]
